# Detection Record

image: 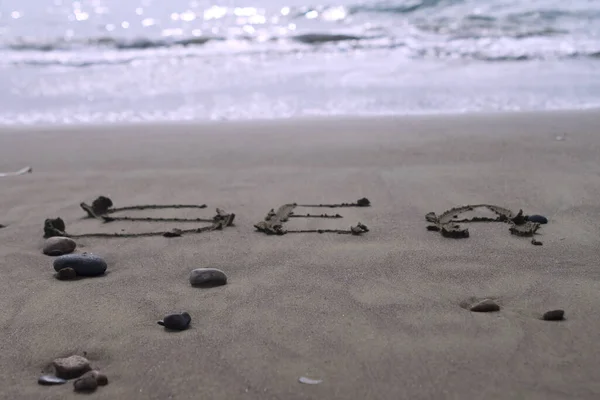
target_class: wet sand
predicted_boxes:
[1,110,600,399]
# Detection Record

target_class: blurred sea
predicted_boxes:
[1,0,599,124]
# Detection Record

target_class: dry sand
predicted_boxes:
[1,110,600,399]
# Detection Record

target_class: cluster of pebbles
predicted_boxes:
[38,355,108,393]
[464,298,565,321]
[38,235,230,390]
[43,236,107,280]
[158,268,228,331]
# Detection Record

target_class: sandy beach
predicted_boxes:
[1,110,600,399]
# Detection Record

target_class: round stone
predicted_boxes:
[158,312,191,331]
[469,299,500,313]
[38,375,67,385]
[56,267,77,280]
[52,355,91,379]
[542,309,565,321]
[43,237,76,256]
[53,253,107,277]
[527,215,548,224]
[189,268,227,287]
[73,373,98,392]
[89,370,109,386]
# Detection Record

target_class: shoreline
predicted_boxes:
[1,107,599,133]
[1,109,600,399]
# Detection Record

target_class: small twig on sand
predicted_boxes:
[255,200,370,236]
[288,213,343,219]
[44,210,235,239]
[101,216,215,223]
[298,197,371,208]
[425,204,541,243]
[80,196,207,220]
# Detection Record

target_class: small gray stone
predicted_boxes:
[38,375,67,385]
[53,253,107,277]
[542,309,565,321]
[89,370,108,386]
[56,267,77,280]
[470,299,500,313]
[189,268,227,287]
[158,312,191,331]
[43,236,76,256]
[52,355,91,379]
[73,373,98,392]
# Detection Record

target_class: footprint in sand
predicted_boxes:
[461,296,565,321]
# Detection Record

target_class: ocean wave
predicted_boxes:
[2,0,599,67]
[6,36,224,51]
[7,43,600,69]
[291,33,363,44]
[4,32,373,52]
[349,0,460,15]
[2,25,588,54]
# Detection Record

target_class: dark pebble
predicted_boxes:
[56,267,77,280]
[531,239,543,246]
[73,373,98,392]
[53,253,107,277]
[426,225,440,232]
[38,375,67,385]
[470,299,500,313]
[158,312,191,331]
[190,268,227,287]
[89,370,109,386]
[527,215,548,224]
[542,309,565,321]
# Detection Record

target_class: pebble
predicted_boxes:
[38,375,67,385]
[542,309,565,321]
[52,355,91,379]
[56,267,77,280]
[73,373,98,392]
[469,299,500,313]
[43,236,76,256]
[89,370,109,386]
[53,253,107,277]
[527,215,548,224]
[158,312,191,331]
[189,268,227,287]
[299,377,322,385]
